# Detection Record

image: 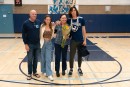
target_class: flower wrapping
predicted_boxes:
[61,24,70,48]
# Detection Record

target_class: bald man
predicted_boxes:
[22,10,41,80]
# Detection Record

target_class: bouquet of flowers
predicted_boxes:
[61,24,70,48]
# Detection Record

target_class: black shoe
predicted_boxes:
[78,68,83,76]
[62,71,65,76]
[33,73,40,78]
[68,69,73,77]
[56,72,60,77]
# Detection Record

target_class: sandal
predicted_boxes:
[27,74,32,80]
[33,73,40,78]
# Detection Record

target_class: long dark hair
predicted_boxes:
[43,15,53,31]
[68,6,79,18]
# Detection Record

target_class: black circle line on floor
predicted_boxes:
[0,57,124,85]
[19,57,123,85]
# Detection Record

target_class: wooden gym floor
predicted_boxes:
[0,33,130,87]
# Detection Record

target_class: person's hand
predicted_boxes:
[25,44,29,51]
[82,40,86,46]
[52,22,55,26]
[65,35,69,39]
[55,20,61,25]
[52,34,56,38]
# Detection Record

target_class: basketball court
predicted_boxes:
[0,0,130,87]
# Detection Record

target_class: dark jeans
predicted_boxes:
[70,40,82,68]
[55,43,68,73]
[27,43,40,75]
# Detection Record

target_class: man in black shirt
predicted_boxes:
[22,10,41,80]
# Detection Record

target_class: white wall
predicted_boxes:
[3,0,130,5]
[78,0,130,5]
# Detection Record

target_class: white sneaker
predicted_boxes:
[48,75,54,81]
[43,73,47,76]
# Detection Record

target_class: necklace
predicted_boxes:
[71,17,79,32]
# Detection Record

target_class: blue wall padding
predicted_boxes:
[13,14,130,33]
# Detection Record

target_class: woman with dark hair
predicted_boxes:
[40,15,55,81]
[54,14,70,77]
[67,6,87,77]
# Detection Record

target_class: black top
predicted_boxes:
[22,19,41,44]
[67,16,85,42]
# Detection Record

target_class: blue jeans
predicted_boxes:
[27,43,40,75]
[55,43,68,73]
[41,40,53,76]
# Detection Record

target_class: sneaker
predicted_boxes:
[48,75,54,81]
[62,71,65,76]
[68,69,73,77]
[56,72,60,77]
[42,73,47,77]
[78,68,83,76]
[27,74,32,80]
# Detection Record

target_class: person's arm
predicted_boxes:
[22,23,29,51]
[40,24,45,48]
[52,25,56,38]
[82,26,87,46]
[40,24,43,40]
[81,18,87,46]
[55,20,61,26]
[54,25,58,34]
